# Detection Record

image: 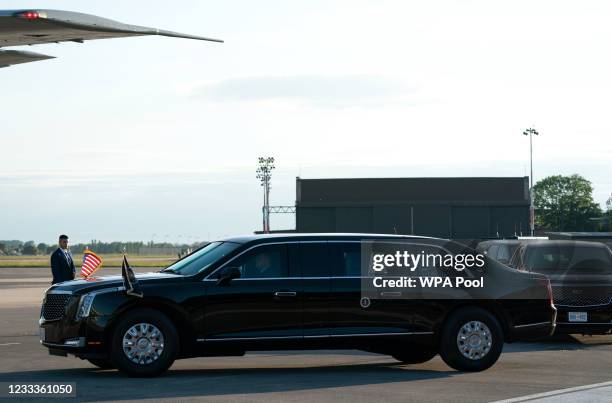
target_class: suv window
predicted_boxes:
[299,243,330,277]
[488,245,500,260]
[497,245,512,263]
[509,245,524,269]
[329,242,361,277]
[230,244,289,278]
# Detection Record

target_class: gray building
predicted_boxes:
[295,177,530,239]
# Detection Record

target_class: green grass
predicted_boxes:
[0,254,177,268]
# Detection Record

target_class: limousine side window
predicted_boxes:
[329,243,361,277]
[230,244,289,279]
[299,243,331,277]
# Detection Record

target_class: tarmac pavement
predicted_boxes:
[0,267,610,402]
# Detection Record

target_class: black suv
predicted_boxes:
[510,240,612,335]
[40,234,556,377]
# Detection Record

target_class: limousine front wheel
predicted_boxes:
[110,308,179,377]
[439,307,503,372]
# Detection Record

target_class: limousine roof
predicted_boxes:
[220,233,437,245]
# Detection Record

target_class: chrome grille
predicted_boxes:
[42,294,71,320]
[552,288,612,307]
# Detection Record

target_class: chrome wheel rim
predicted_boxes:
[122,323,165,365]
[456,320,492,360]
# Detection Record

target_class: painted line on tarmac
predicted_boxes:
[0,343,21,346]
[493,381,612,402]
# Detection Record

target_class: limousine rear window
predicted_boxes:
[162,242,241,276]
[525,245,612,274]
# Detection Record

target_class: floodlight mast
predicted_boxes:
[522,127,539,237]
[256,157,275,233]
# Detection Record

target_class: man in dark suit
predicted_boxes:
[50,235,76,284]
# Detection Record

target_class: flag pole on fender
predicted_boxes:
[121,252,143,298]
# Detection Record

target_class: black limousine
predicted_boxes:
[40,234,556,377]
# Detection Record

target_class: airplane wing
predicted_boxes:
[0,49,54,68]
[0,9,222,67]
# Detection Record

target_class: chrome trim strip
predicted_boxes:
[196,331,434,342]
[226,278,297,281]
[89,286,125,295]
[197,335,301,342]
[202,276,367,281]
[42,342,76,348]
[556,304,612,308]
[556,322,612,325]
[513,321,552,329]
[46,290,73,295]
[329,332,434,337]
[555,298,612,308]
[274,291,297,297]
[41,337,86,348]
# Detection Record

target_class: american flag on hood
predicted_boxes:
[80,249,102,278]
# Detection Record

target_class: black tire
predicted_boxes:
[392,347,438,364]
[109,308,179,377]
[439,307,503,372]
[87,358,115,369]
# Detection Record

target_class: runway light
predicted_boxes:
[16,11,40,19]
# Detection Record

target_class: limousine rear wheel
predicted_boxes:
[439,307,503,372]
[110,308,179,377]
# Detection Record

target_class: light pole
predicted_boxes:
[256,157,275,233]
[523,127,539,236]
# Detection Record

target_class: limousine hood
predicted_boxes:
[48,272,183,295]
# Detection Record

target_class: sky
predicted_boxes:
[1,0,611,244]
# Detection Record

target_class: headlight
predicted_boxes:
[75,294,95,320]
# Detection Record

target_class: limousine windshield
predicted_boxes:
[161,241,240,276]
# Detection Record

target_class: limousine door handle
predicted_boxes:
[274,291,297,298]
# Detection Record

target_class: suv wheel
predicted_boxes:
[439,307,503,372]
[392,347,438,364]
[109,308,179,377]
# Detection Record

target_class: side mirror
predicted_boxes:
[216,266,241,286]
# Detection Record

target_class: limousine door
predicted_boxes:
[329,242,415,335]
[290,242,332,337]
[203,244,303,340]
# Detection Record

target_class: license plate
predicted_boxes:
[39,327,45,342]
[568,312,588,322]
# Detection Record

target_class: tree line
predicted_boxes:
[534,174,611,232]
[0,240,204,256]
